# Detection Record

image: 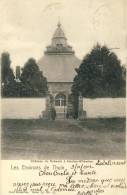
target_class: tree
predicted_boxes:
[1,52,14,84]
[72,44,125,98]
[20,58,48,97]
[1,52,16,97]
[71,44,126,116]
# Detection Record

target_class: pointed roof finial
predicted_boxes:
[57,16,61,27]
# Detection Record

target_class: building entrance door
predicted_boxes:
[55,93,67,119]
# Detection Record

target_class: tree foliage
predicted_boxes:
[1,52,17,97]
[1,53,48,97]
[71,44,126,117]
[1,52,15,84]
[20,58,48,97]
[72,44,126,98]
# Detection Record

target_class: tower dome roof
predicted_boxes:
[45,22,74,54]
[38,22,81,82]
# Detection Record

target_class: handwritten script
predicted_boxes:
[4,160,127,195]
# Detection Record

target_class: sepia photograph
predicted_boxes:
[0,0,126,160]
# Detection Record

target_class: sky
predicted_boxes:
[0,0,127,70]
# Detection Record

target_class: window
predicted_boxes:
[55,94,66,106]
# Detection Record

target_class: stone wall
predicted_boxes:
[1,98,46,119]
[1,97,124,119]
[83,98,126,118]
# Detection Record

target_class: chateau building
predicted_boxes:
[38,22,81,117]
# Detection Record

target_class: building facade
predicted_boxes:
[38,22,81,118]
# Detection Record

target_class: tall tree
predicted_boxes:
[1,52,15,84]
[1,52,16,97]
[71,44,126,117]
[20,58,48,97]
[72,44,125,98]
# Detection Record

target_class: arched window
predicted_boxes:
[55,94,66,106]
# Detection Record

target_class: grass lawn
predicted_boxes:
[78,118,125,132]
[1,118,126,159]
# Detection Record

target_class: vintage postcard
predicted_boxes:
[0,0,127,195]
